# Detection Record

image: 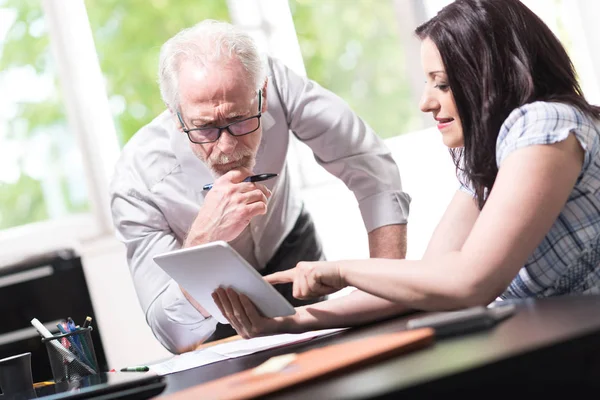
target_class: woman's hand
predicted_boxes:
[212,288,284,339]
[265,261,346,299]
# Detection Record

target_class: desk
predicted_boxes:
[159,295,600,398]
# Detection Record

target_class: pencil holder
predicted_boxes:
[42,327,99,383]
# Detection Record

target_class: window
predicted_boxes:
[84,0,231,145]
[423,0,600,104]
[520,0,600,104]
[288,0,423,139]
[0,0,89,230]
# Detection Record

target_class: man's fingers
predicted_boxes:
[238,182,271,198]
[216,288,247,335]
[254,183,271,199]
[265,270,295,284]
[222,168,253,184]
[244,189,268,205]
[212,290,226,317]
[239,294,263,325]
[227,289,252,328]
[246,201,268,217]
[215,287,234,319]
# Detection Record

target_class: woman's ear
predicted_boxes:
[261,79,268,113]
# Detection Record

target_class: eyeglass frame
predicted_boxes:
[176,91,262,144]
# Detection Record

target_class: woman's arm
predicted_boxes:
[214,134,584,336]
[287,290,410,332]
[338,134,584,308]
[422,189,480,260]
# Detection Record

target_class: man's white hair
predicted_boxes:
[158,20,266,110]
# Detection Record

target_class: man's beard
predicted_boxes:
[204,148,256,176]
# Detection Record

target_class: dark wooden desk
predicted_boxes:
[159,295,600,398]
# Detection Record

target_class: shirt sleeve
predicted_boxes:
[496,102,593,172]
[110,182,217,354]
[268,57,411,232]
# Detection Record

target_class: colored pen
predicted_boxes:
[58,321,93,369]
[202,173,278,191]
[33,381,55,389]
[66,317,77,332]
[83,316,93,329]
[120,366,150,372]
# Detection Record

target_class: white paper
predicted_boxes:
[209,328,345,358]
[148,328,345,375]
[149,349,228,375]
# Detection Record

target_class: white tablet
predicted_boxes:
[153,241,295,324]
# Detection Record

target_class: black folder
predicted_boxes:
[18,372,165,400]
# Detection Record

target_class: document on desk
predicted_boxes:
[149,350,228,376]
[209,328,344,358]
[148,328,345,375]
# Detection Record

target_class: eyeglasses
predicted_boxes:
[176,91,262,144]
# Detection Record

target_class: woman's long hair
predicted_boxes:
[416,0,600,209]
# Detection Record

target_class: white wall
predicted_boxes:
[79,127,457,368]
[79,237,172,369]
[300,127,457,261]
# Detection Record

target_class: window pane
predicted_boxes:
[0,0,89,230]
[289,0,422,139]
[521,0,600,103]
[424,0,600,103]
[84,0,230,145]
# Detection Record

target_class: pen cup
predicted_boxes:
[42,327,99,383]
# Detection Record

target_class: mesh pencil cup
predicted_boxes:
[42,327,99,383]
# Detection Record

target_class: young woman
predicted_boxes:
[212,0,600,339]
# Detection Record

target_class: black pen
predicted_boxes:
[202,173,278,191]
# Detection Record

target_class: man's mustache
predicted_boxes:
[210,149,253,165]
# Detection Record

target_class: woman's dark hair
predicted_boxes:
[416,0,600,209]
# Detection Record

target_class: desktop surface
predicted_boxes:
[160,294,600,398]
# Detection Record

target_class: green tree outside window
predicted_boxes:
[289,0,421,139]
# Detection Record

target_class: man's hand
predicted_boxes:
[185,168,271,247]
[212,288,283,339]
[266,261,346,299]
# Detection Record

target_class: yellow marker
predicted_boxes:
[251,353,297,375]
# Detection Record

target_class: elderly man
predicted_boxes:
[110,20,410,354]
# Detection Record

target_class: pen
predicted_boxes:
[120,366,150,372]
[203,173,278,191]
[33,381,55,389]
[83,316,93,329]
[57,321,94,369]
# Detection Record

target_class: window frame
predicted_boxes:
[0,0,120,263]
